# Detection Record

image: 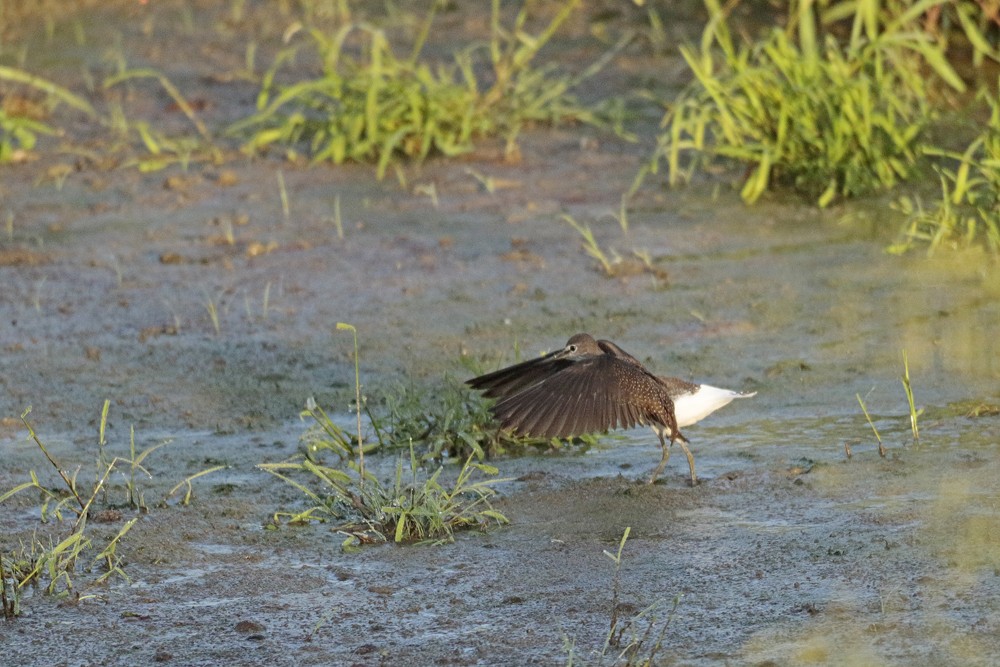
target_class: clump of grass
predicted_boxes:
[891,88,1000,255]
[369,377,558,459]
[851,350,923,457]
[0,106,54,162]
[563,214,617,275]
[259,324,510,548]
[261,414,509,548]
[257,396,507,548]
[103,67,220,172]
[565,527,681,665]
[370,379,484,457]
[0,406,151,598]
[229,0,597,178]
[0,404,218,604]
[165,465,228,507]
[637,0,965,206]
[296,340,588,462]
[367,354,604,459]
[0,65,97,162]
[562,214,668,283]
[602,527,679,663]
[104,68,212,144]
[960,402,1000,418]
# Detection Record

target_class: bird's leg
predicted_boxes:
[674,433,697,486]
[648,431,672,484]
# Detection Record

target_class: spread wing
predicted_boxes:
[595,339,646,368]
[489,355,678,439]
[466,349,576,399]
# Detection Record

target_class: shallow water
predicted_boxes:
[2,2,1000,665]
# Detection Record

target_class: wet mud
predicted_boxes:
[2,2,1000,665]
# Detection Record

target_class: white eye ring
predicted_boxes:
[568,345,577,353]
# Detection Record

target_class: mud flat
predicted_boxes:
[2,2,999,665]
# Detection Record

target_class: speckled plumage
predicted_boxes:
[467,333,755,484]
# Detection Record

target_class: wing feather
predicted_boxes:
[466,350,574,399]
[488,355,679,440]
[471,337,686,442]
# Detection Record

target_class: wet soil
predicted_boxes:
[2,2,1000,665]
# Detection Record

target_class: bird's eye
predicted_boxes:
[568,345,577,353]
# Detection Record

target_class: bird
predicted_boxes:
[466,333,755,485]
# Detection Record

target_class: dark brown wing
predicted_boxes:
[465,348,576,400]
[596,339,646,368]
[490,355,678,439]
[467,333,607,400]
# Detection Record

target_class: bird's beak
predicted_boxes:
[550,345,575,360]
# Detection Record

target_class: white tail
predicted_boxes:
[673,384,756,428]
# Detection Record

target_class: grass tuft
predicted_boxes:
[103,67,221,172]
[104,68,211,144]
[260,397,509,547]
[0,404,218,605]
[636,0,965,206]
[229,0,597,178]
[371,377,574,459]
[259,325,511,547]
[852,350,924,457]
[566,527,681,665]
[562,214,668,283]
[0,65,97,163]
[0,406,137,597]
[891,87,1000,255]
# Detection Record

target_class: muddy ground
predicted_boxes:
[2,2,1000,665]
